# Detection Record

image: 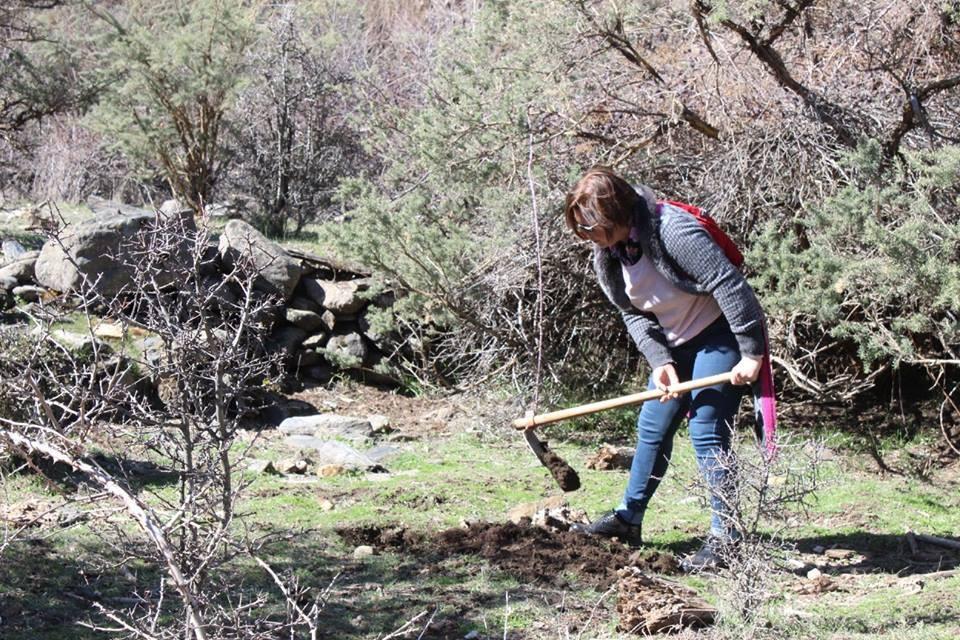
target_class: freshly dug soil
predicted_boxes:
[541,449,581,492]
[337,521,678,589]
[617,566,715,634]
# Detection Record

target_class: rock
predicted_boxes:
[319,498,335,511]
[531,506,590,530]
[303,364,333,384]
[285,308,325,332]
[277,413,374,442]
[276,458,310,474]
[12,285,45,303]
[585,444,634,470]
[34,206,160,296]
[93,321,125,339]
[320,309,336,331]
[464,631,480,640]
[368,414,391,433]
[269,325,308,359]
[318,464,346,477]
[218,219,302,301]
[784,558,812,575]
[139,335,165,367]
[289,296,320,313]
[812,545,826,554]
[324,332,369,367]
[0,274,16,293]
[2,239,28,261]
[246,459,278,475]
[353,545,374,559]
[806,567,822,580]
[824,548,855,560]
[302,333,328,349]
[507,495,568,523]
[47,329,113,358]
[0,251,39,285]
[365,445,401,463]
[302,278,369,314]
[283,436,379,468]
[294,349,323,368]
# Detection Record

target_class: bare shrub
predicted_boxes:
[0,211,331,638]
[689,432,825,636]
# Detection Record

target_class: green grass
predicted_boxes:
[2,408,959,639]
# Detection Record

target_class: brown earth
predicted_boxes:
[336,521,678,590]
[541,449,581,492]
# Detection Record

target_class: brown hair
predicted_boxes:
[564,166,640,240]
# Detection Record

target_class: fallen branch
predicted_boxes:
[913,532,960,552]
[0,430,208,640]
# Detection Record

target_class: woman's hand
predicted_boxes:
[730,355,763,385]
[652,363,680,403]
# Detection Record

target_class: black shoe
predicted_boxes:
[570,512,643,547]
[681,537,732,572]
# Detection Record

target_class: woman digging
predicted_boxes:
[565,166,775,572]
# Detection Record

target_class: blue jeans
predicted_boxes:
[616,317,743,539]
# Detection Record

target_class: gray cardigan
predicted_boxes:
[594,185,766,368]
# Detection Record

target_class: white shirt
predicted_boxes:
[622,255,722,347]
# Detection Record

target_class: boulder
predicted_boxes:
[324,332,369,367]
[294,349,323,368]
[285,308,325,332]
[269,325,308,359]
[218,220,302,301]
[303,364,333,384]
[2,239,28,261]
[34,206,156,296]
[302,278,369,314]
[283,436,380,468]
[289,296,320,313]
[0,251,39,285]
[278,413,375,442]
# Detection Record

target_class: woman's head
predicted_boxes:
[564,166,640,246]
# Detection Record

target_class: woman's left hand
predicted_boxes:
[730,355,763,385]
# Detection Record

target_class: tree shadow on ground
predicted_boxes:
[789,531,960,576]
[0,537,109,640]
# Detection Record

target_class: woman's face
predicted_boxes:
[579,222,630,249]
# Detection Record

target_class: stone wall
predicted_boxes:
[0,202,400,388]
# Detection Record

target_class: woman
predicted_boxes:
[565,166,772,571]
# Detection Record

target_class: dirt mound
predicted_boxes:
[617,567,715,634]
[337,521,678,589]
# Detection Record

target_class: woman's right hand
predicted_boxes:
[652,363,680,403]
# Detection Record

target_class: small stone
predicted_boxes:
[812,545,826,554]
[368,414,391,433]
[825,548,855,560]
[784,558,811,575]
[585,444,633,470]
[93,321,125,339]
[353,545,374,559]
[806,568,822,580]
[302,333,328,349]
[319,499,334,511]
[507,495,567,523]
[318,464,346,477]
[464,631,481,640]
[276,458,309,474]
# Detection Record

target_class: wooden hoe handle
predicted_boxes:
[513,372,734,430]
